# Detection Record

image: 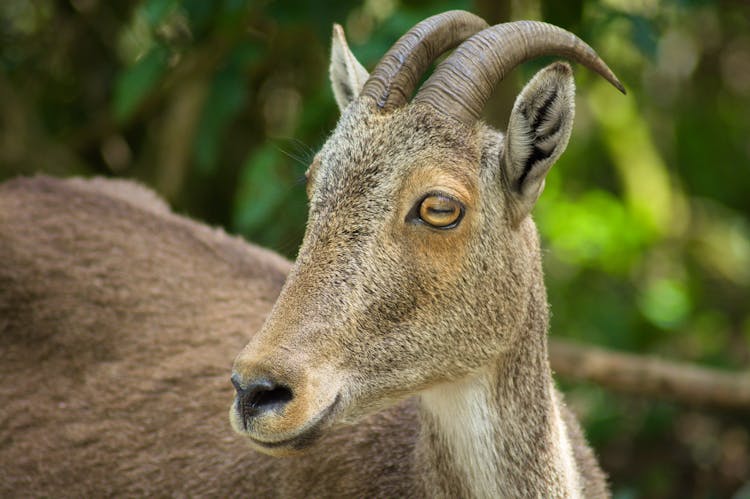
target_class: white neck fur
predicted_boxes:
[419,367,582,498]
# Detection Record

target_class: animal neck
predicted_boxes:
[415,319,582,498]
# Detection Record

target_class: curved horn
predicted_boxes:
[413,21,626,124]
[360,10,488,110]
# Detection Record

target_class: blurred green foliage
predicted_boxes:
[1,0,749,496]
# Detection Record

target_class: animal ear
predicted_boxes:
[330,24,369,112]
[503,62,575,224]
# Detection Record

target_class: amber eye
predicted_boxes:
[417,194,464,229]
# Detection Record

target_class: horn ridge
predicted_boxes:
[360,10,488,110]
[413,20,626,124]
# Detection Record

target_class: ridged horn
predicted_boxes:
[413,20,626,124]
[360,10,488,110]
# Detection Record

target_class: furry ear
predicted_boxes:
[330,24,369,112]
[503,62,576,223]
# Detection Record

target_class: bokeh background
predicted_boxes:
[1,0,749,496]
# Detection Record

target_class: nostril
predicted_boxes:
[234,377,294,428]
[251,384,293,409]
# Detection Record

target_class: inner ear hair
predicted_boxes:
[504,62,575,222]
[516,89,561,190]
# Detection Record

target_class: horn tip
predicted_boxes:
[611,76,627,95]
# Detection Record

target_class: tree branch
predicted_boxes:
[549,338,750,412]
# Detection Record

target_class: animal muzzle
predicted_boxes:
[229,354,342,455]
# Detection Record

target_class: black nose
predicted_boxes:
[231,374,294,428]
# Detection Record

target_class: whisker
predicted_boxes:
[272,137,317,170]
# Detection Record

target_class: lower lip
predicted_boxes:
[245,394,341,450]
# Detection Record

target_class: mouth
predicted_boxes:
[240,394,341,452]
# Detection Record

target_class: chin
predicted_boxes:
[228,395,339,457]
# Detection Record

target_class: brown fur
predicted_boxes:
[0,176,282,496]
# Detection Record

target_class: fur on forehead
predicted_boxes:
[314,101,482,202]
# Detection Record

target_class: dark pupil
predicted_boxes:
[429,206,454,214]
[421,197,458,226]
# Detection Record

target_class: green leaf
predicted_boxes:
[193,43,260,174]
[234,145,287,234]
[638,278,692,330]
[141,0,179,28]
[113,45,168,122]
